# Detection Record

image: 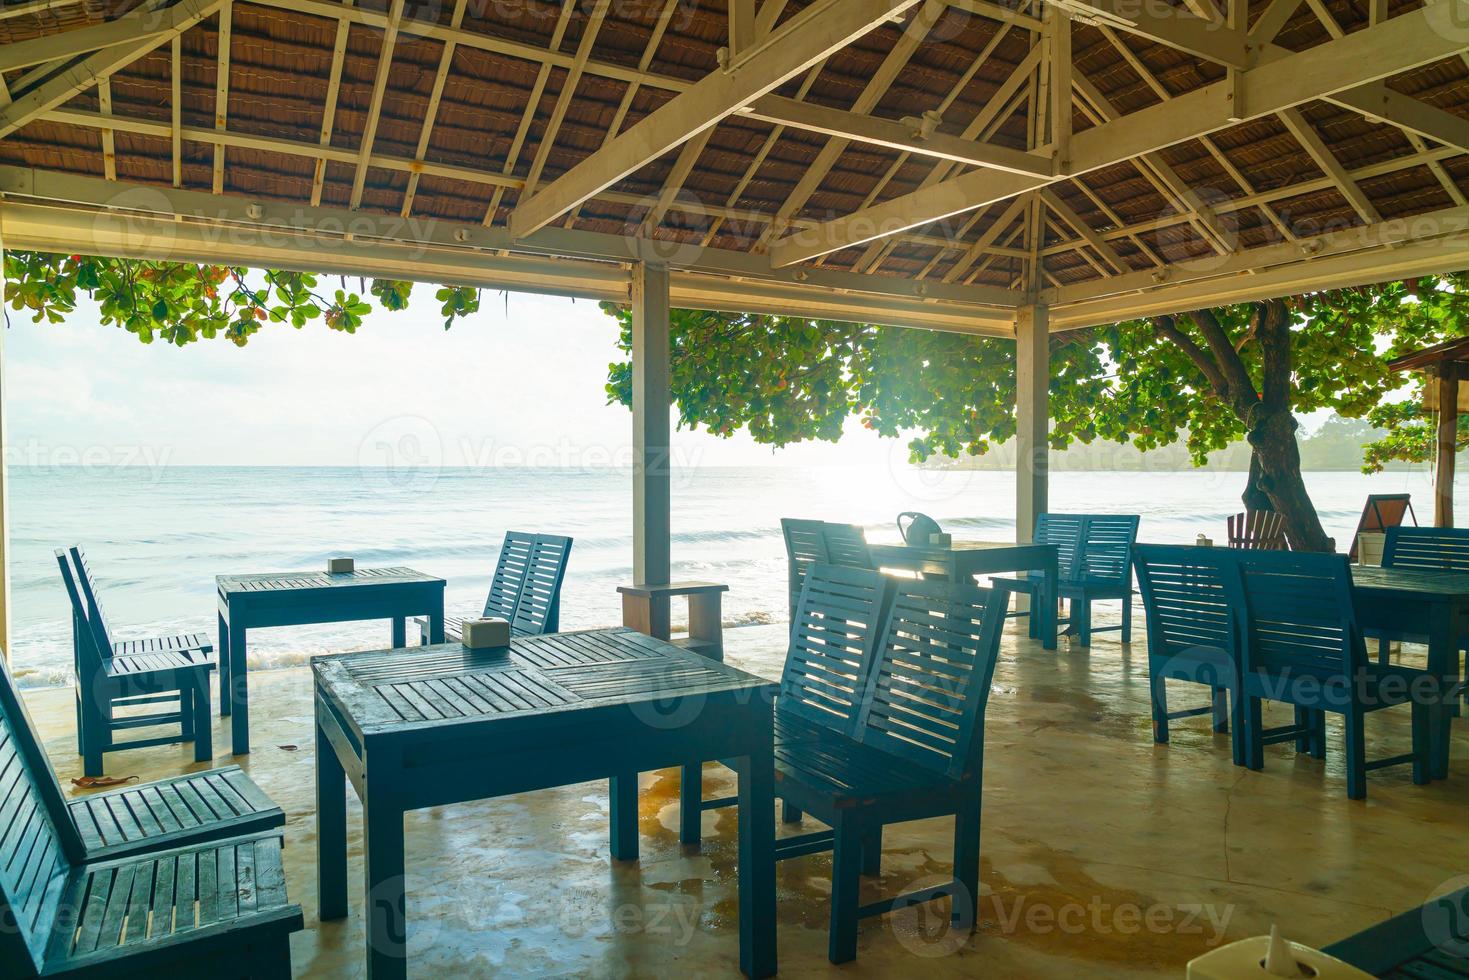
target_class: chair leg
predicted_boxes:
[679,762,702,847]
[1377,636,1390,665]
[1293,706,1312,755]
[1244,697,1264,771]
[1310,711,1327,761]
[1211,686,1229,734]
[953,793,981,931]
[828,816,862,964]
[1075,598,1092,648]
[1120,592,1133,644]
[1150,668,1169,745]
[180,683,195,740]
[781,801,802,824]
[1227,690,1247,768]
[1345,708,1367,800]
[1411,702,1431,786]
[82,691,105,777]
[861,826,882,876]
[192,671,213,763]
[1027,587,1041,639]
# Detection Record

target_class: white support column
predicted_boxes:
[1015,303,1049,542]
[631,262,672,585]
[0,208,11,658]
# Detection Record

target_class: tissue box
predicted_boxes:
[327,557,355,574]
[1187,935,1372,979]
[461,618,511,650]
[929,532,953,547]
[1357,532,1386,566]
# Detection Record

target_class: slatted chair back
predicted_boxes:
[1348,493,1417,560]
[778,564,891,736]
[0,652,85,975]
[855,578,1005,780]
[55,549,108,678]
[1229,551,1362,681]
[1133,545,1235,665]
[1227,511,1288,550]
[481,531,537,622]
[781,518,830,619]
[1077,515,1140,588]
[821,522,873,570]
[1382,526,1469,572]
[510,533,573,636]
[67,545,119,659]
[1033,513,1087,580]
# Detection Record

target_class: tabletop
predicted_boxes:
[869,539,1037,554]
[218,566,443,594]
[313,627,777,738]
[1351,564,1469,598]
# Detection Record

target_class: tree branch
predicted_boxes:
[1151,314,1229,395]
[1184,307,1260,412]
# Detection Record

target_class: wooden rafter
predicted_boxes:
[212,1,232,194]
[400,0,469,218]
[311,0,354,206]
[348,0,404,210]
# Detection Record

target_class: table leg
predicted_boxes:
[229,621,250,755]
[316,718,348,921]
[1428,606,1455,780]
[609,773,639,861]
[734,712,777,979]
[1041,558,1059,651]
[217,610,231,717]
[428,605,445,645]
[364,788,407,980]
[391,617,407,648]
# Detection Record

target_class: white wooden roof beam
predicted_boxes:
[768,4,1469,266]
[0,0,223,139]
[212,1,232,194]
[348,0,404,209]
[400,0,469,218]
[1278,106,1381,223]
[1051,0,1246,66]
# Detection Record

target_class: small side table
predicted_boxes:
[616,581,730,661]
[617,580,732,846]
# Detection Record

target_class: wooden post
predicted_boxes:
[631,262,672,586]
[1436,362,1457,528]
[1015,303,1049,542]
[0,208,11,660]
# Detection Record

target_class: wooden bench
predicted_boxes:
[0,661,301,978]
[996,513,1139,647]
[417,531,572,643]
[0,652,285,863]
[57,547,215,777]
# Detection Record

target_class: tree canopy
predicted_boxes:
[4,252,482,345]
[602,275,1468,470]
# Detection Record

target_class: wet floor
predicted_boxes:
[20,613,1469,977]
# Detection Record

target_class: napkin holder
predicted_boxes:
[327,557,355,574]
[462,618,511,651]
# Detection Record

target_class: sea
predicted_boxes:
[8,463,1460,688]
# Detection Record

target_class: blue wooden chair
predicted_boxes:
[56,547,215,777]
[780,519,873,623]
[998,513,1139,647]
[1229,550,1440,799]
[771,566,1007,962]
[1132,545,1244,765]
[0,649,301,978]
[0,649,285,862]
[418,531,572,643]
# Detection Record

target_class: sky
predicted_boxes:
[2,285,911,469]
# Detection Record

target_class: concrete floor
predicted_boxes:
[20,614,1469,978]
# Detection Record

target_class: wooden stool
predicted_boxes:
[616,581,729,661]
[616,580,731,847]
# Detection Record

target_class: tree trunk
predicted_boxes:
[1248,409,1334,552]
[1241,451,1274,513]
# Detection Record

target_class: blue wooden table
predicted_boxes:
[218,566,445,755]
[1351,564,1469,779]
[313,628,779,980]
